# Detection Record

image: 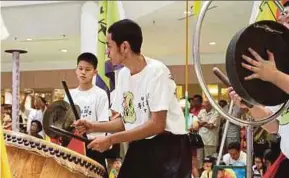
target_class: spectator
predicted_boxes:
[223,142,246,165]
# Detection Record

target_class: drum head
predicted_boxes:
[226,20,289,106]
[43,100,80,138]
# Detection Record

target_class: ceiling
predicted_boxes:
[1,1,254,71]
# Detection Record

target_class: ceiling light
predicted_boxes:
[209,41,216,45]
[60,49,68,53]
[184,10,192,15]
[26,38,33,41]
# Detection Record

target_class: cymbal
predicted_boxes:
[43,100,80,139]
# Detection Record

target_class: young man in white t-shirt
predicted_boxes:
[74,19,191,178]
[64,52,109,176]
[229,2,289,177]
[222,141,246,166]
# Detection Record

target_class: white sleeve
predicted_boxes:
[111,72,123,114]
[96,93,109,122]
[223,154,229,165]
[147,69,174,112]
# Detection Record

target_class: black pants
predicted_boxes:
[117,132,192,178]
[86,144,108,178]
[275,157,289,178]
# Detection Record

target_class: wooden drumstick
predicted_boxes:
[212,67,253,108]
[61,81,80,121]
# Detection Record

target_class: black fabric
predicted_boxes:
[103,143,121,159]
[188,132,204,149]
[117,133,192,178]
[275,158,289,178]
[85,144,109,178]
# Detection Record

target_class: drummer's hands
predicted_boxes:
[241,48,278,82]
[73,120,95,135]
[87,136,112,153]
[228,87,248,109]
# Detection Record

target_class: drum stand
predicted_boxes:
[5,49,27,131]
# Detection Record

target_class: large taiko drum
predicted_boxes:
[3,130,105,178]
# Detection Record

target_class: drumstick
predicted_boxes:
[212,67,253,108]
[61,81,80,121]
[49,125,91,144]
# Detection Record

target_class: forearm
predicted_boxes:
[249,105,278,133]
[92,117,125,133]
[271,71,289,94]
[109,119,165,144]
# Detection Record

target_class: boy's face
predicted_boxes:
[254,157,263,169]
[30,122,38,134]
[203,162,213,171]
[76,60,97,84]
[228,148,240,160]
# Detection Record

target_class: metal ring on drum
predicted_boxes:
[192,0,289,127]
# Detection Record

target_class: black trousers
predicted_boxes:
[85,144,109,178]
[117,132,192,178]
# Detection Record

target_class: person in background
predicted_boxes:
[218,100,228,108]
[252,155,265,178]
[189,95,203,116]
[29,120,43,139]
[198,100,221,157]
[200,156,215,178]
[223,142,247,166]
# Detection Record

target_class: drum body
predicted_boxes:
[3,130,105,178]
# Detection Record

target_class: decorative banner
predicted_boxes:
[250,0,288,24]
[96,1,125,100]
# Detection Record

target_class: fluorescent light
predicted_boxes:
[60,49,68,53]
[26,38,33,41]
[184,10,192,15]
[209,41,216,45]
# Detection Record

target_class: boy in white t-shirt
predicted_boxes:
[64,52,109,176]
[74,19,191,178]
[228,3,289,177]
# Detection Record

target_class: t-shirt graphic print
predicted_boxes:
[122,91,136,124]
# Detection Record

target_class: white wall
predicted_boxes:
[1,53,225,72]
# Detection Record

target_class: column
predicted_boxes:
[80,1,99,84]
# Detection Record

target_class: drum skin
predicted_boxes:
[3,130,105,178]
[226,20,289,106]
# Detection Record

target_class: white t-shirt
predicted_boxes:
[266,105,289,159]
[64,85,109,139]
[198,108,220,146]
[111,57,187,136]
[223,151,247,165]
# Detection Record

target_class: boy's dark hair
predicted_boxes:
[218,100,228,107]
[108,19,143,54]
[31,120,43,133]
[77,52,98,69]
[227,142,241,151]
[193,94,203,103]
[284,1,289,7]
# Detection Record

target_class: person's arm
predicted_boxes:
[20,94,29,112]
[75,117,125,134]
[229,88,279,133]
[270,70,289,94]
